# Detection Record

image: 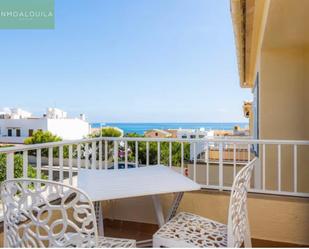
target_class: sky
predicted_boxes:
[0,0,251,123]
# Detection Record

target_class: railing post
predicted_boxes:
[169,142,172,167]
[91,141,96,170]
[206,143,209,185]
[157,142,161,165]
[233,143,236,179]
[277,144,281,192]
[114,141,118,169]
[193,142,197,182]
[293,144,297,192]
[262,144,266,191]
[77,144,81,171]
[59,146,64,182]
[135,141,138,167]
[69,145,73,185]
[23,151,28,178]
[48,147,53,181]
[85,143,89,169]
[125,141,128,169]
[104,140,108,169]
[253,144,261,190]
[36,149,41,179]
[146,141,149,166]
[219,143,223,190]
[248,143,262,189]
[6,152,14,180]
[181,142,184,175]
[99,140,103,169]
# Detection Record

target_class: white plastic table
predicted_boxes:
[77,165,201,236]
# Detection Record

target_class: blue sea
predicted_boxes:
[91,123,248,135]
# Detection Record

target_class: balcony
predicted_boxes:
[0,136,308,247]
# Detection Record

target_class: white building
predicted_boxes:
[0,108,90,144]
[175,128,210,160]
[176,128,209,139]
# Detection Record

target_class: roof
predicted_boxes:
[145,129,171,136]
[230,0,270,89]
[230,0,246,87]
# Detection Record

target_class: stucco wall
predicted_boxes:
[101,191,309,245]
[259,47,309,193]
[0,119,48,143]
[47,119,90,140]
[260,47,308,140]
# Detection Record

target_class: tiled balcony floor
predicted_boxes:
[103,219,307,248]
[0,219,307,247]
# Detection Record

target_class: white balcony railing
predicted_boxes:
[1,137,309,198]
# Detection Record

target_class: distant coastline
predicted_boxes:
[91,122,249,135]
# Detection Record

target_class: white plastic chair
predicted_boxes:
[1,179,136,248]
[153,158,256,248]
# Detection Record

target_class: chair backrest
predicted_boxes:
[1,179,98,248]
[227,158,256,247]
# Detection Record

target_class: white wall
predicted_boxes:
[0,118,90,143]
[47,119,90,140]
[177,129,208,139]
[0,119,47,143]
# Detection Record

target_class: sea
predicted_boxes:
[91,123,248,135]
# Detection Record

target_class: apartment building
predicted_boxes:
[0,108,90,143]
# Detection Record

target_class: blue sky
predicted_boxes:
[0,0,251,123]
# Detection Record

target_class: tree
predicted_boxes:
[0,153,46,182]
[88,127,123,161]
[90,127,123,138]
[24,130,64,157]
[125,133,190,167]
[24,130,62,144]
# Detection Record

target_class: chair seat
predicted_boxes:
[98,236,136,248]
[153,212,227,248]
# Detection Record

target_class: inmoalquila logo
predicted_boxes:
[0,0,54,29]
[0,10,53,19]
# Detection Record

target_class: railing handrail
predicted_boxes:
[1,136,309,154]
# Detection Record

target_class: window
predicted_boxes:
[155,132,158,136]
[16,129,21,137]
[181,135,187,139]
[199,135,204,138]
[29,129,34,136]
[190,135,196,139]
[8,129,12,137]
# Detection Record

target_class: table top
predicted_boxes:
[77,165,201,201]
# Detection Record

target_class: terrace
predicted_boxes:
[0,136,308,247]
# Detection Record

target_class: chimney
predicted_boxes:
[80,114,86,121]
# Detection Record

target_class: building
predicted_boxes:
[0,108,90,143]
[165,129,178,138]
[232,125,249,136]
[231,0,309,141]
[231,0,309,191]
[144,129,172,138]
[176,128,208,139]
[230,0,309,244]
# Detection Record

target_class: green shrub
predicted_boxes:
[0,153,47,182]
[90,127,122,138]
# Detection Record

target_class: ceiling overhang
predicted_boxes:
[230,0,270,89]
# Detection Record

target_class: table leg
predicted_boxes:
[151,195,165,227]
[166,192,184,222]
[94,201,104,236]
